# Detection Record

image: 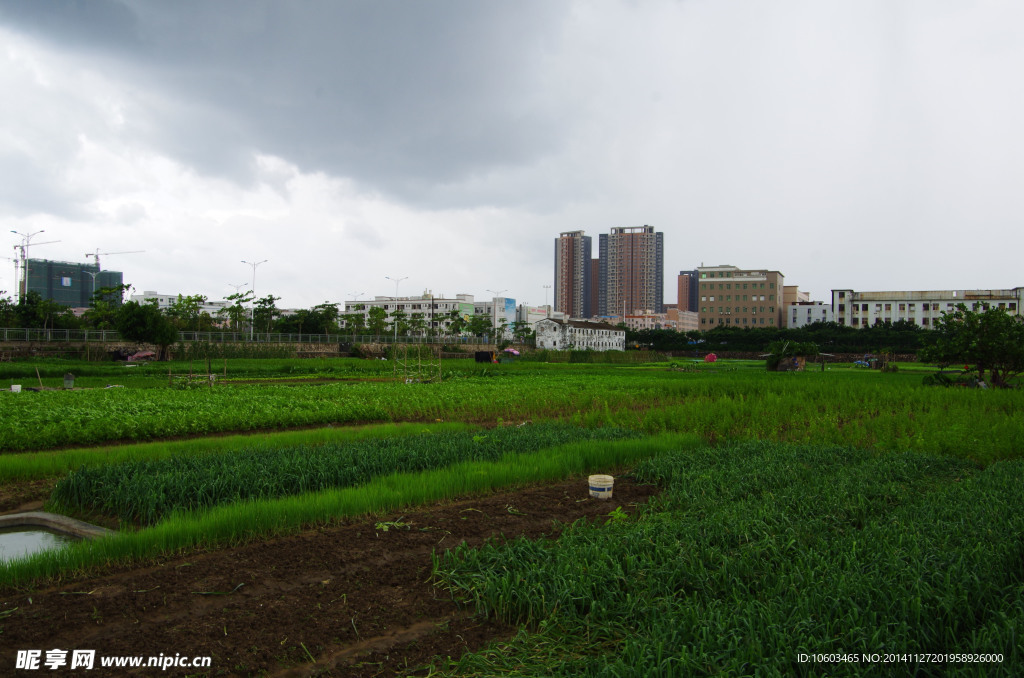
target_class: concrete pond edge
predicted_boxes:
[0,512,112,540]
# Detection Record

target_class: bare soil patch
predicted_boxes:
[0,476,658,676]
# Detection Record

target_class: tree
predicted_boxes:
[388,308,408,337]
[0,292,15,327]
[467,314,492,339]
[367,307,388,338]
[165,294,217,332]
[408,312,427,337]
[217,291,253,331]
[342,311,366,336]
[15,291,80,330]
[510,320,533,344]
[116,300,178,360]
[919,304,1024,388]
[275,303,339,335]
[253,295,281,334]
[82,284,131,330]
[446,309,467,336]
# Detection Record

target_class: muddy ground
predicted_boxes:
[0,477,658,677]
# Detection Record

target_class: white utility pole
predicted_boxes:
[11,230,60,302]
[242,259,267,339]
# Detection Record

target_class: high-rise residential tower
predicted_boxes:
[677,270,698,312]
[598,225,664,317]
[553,231,592,318]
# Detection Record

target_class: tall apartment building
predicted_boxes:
[831,288,1023,327]
[677,270,698,312]
[697,265,785,328]
[553,231,592,318]
[598,225,664,317]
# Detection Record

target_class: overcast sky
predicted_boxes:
[1,0,1021,310]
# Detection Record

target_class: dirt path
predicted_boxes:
[1,477,658,676]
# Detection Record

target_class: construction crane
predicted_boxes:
[85,249,144,271]
[10,230,61,301]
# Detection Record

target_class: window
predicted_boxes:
[61,277,72,287]
[898,304,905,312]
[838,304,845,312]
[884,304,891,311]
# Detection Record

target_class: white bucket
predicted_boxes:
[10,385,21,393]
[588,474,614,500]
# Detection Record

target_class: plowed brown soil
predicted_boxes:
[1,477,658,677]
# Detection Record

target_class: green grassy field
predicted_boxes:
[0,356,1020,675]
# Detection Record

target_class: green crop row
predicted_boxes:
[49,423,638,525]
[4,368,1023,461]
[0,421,473,483]
[433,441,1023,677]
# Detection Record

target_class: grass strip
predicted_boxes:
[0,432,699,591]
[48,423,639,524]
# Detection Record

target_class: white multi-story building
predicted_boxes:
[831,288,1023,328]
[342,293,475,334]
[131,291,232,316]
[534,318,625,351]
[786,302,834,328]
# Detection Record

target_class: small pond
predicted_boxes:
[0,526,78,562]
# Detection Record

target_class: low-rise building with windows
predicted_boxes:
[343,293,475,335]
[534,318,625,351]
[831,288,1023,328]
[786,301,834,328]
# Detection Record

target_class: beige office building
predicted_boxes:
[697,265,785,329]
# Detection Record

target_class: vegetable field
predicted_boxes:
[435,441,1023,676]
[0,357,1021,676]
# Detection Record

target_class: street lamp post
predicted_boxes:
[10,229,48,301]
[385,276,408,344]
[241,260,267,340]
[487,288,508,345]
[542,284,551,318]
